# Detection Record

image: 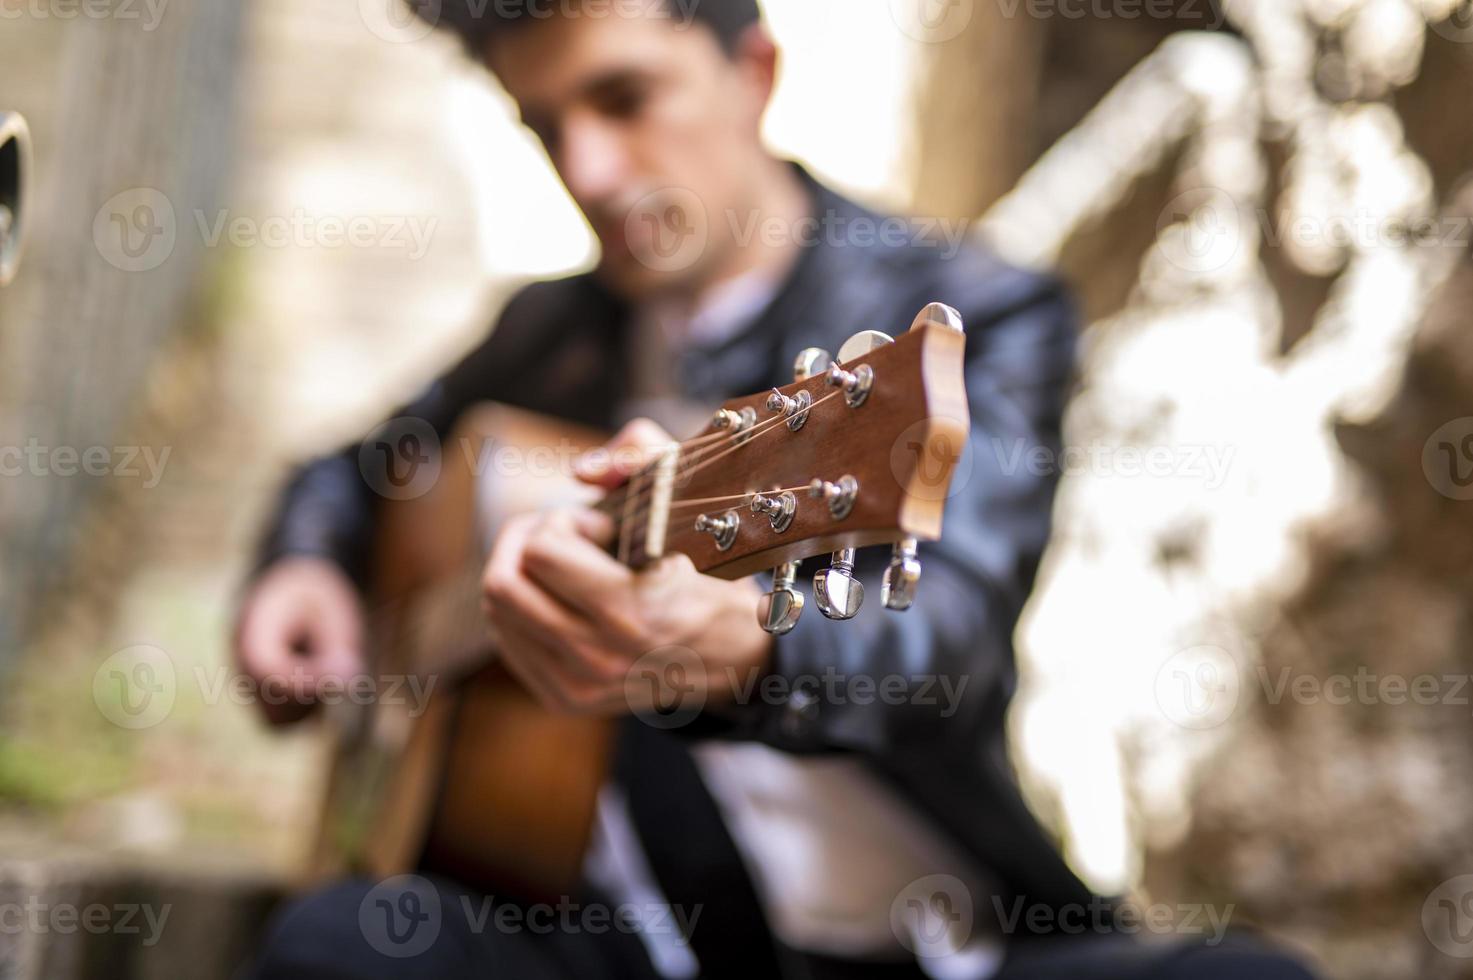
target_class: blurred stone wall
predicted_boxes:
[0,5,510,977]
[910,2,1473,976]
[1145,191,1473,980]
[0,1,245,679]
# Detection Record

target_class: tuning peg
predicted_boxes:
[837,329,895,363]
[826,362,874,408]
[694,510,740,551]
[712,406,758,436]
[758,561,804,635]
[808,475,859,520]
[750,491,796,532]
[794,348,832,382]
[813,548,864,620]
[908,302,965,334]
[881,537,921,611]
[765,388,813,431]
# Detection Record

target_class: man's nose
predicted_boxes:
[557,116,629,213]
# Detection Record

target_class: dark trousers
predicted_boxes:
[246,876,1318,980]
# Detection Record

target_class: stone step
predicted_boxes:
[0,858,284,980]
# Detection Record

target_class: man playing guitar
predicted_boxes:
[237,2,1315,978]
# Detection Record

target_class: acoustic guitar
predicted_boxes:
[310,301,971,900]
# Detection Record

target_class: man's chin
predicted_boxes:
[593,255,700,303]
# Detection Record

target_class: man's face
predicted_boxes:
[488,7,771,299]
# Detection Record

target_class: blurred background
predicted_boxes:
[2,0,1472,976]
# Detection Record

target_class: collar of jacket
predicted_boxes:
[586,163,895,403]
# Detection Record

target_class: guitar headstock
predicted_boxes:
[606,302,970,635]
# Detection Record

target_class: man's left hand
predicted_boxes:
[480,419,774,716]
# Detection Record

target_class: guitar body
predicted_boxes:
[311,404,614,899]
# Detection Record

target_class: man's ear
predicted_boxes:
[730,23,780,131]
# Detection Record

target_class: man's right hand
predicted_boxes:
[233,557,365,726]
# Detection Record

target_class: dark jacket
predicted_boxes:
[257,169,1096,939]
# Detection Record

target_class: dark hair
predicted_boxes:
[407,0,762,57]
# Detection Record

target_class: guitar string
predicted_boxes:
[594,402,803,520]
[660,486,813,511]
[611,389,848,548]
[608,388,844,532]
[595,384,835,515]
[594,406,796,517]
[593,422,755,514]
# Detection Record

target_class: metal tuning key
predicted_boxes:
[694,510,739,551]
[793,348,832,382]
[758,561,804,635]
[814,548,864,620]
[750,491,796,532]
[836,330,895,363]
[808,476,859,521]
[827,330,893,408]
[826,362,874,408]
[711,406,758,440]
[881,537,921,611]
[908,301,964,334]
[765,388,812,431]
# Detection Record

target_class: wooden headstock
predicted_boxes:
[603,302,969,629]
